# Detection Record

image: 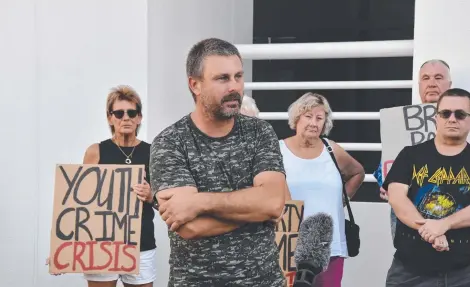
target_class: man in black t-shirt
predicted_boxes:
[377,59,453,241]
[149,38,287,286]
[384,88,470,286]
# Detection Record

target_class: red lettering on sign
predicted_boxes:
[121,245,137,272]
[72,241,86,271]
[53,242,72,270]
[285,271,296,287]
[109,241,125,271]
[52,241,136,272]
[95,242,113,270]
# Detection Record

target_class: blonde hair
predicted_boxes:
[106,85,142,135]
[287,92,333,136]
[240,95,260,117]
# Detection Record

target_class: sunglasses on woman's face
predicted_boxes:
[437,109,470,120]
[110,109,139,119]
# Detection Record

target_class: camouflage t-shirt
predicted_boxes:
[150,114,286,287]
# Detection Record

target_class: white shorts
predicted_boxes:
[83,248,157,285]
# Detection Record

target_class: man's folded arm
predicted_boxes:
[157,186,244,239]
[197,171,286,223]
[176,215,243,240]
[388,182,425,230]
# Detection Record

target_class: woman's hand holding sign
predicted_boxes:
[133,180,152,203]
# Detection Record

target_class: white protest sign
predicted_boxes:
[380,103,470,178]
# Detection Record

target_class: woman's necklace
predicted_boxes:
[113,137,137,164]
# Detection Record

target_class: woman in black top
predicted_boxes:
[82,86,156,287]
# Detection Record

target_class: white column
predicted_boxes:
[147,0,253,137]
[1,0,252,286]
[412,0,470,104]
[147,1,253,286]
[1,0,148,286]
[0,1,37,287]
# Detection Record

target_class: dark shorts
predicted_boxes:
[386,257,470,287]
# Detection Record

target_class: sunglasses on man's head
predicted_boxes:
[437,109,470,120]
[110,109,139,119]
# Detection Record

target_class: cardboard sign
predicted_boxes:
[380,103,470,178]
[381,103,437,178]
[49,164,144,274]
[275,200,304,287]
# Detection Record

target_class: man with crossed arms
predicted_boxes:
[378,59,453,239]
[150,38,287,286]
[384,88,470,286]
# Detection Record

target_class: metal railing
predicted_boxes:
[245,80,412,90]
[236,40,413,60]
[259,112,380,121]
[237,40,415,183]
[337,143,382,151]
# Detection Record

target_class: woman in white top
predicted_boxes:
[280,92,365,287]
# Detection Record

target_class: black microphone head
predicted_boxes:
[294,212,333,271]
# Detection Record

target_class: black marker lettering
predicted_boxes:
[286,203,304,232]
[287,233,298,272]
[73,167,106,205]
[403,105,424,131]
[59,165,83,205]
[115,168,132,213]
[277,233,287,271]
[56,207,75,240]
[75,207,93,241]
[95,211,114,241]
[112,213,128,244]
[411,131,425,145]
[128,214,139,246]
[138,167,143,185]
[423,105,437,132]
[98,169,113,210]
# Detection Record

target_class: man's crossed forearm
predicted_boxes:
[159,172,287,239]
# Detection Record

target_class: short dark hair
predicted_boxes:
[186,38,242,101]
[437,88,470,110]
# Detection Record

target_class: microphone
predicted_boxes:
[293,212,334,287]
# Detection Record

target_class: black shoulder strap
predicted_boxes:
[320,137,355,224]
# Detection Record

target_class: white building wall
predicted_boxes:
[147,1,253,286]
[1,0,148,286]
[1,1,37,287]
[147,0,253,137]
[1,0,252,286]
[5,0,465,286]
[412,0,470,104]
[342,1,470,286]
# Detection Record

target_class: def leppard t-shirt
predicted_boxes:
[383,139,470,275]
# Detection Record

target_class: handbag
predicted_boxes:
[320,137,361,257]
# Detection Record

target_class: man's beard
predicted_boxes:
[204,92,242,120]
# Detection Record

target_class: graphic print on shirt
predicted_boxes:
[412,164,470,219]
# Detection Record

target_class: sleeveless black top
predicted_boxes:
[98,139,156,252]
